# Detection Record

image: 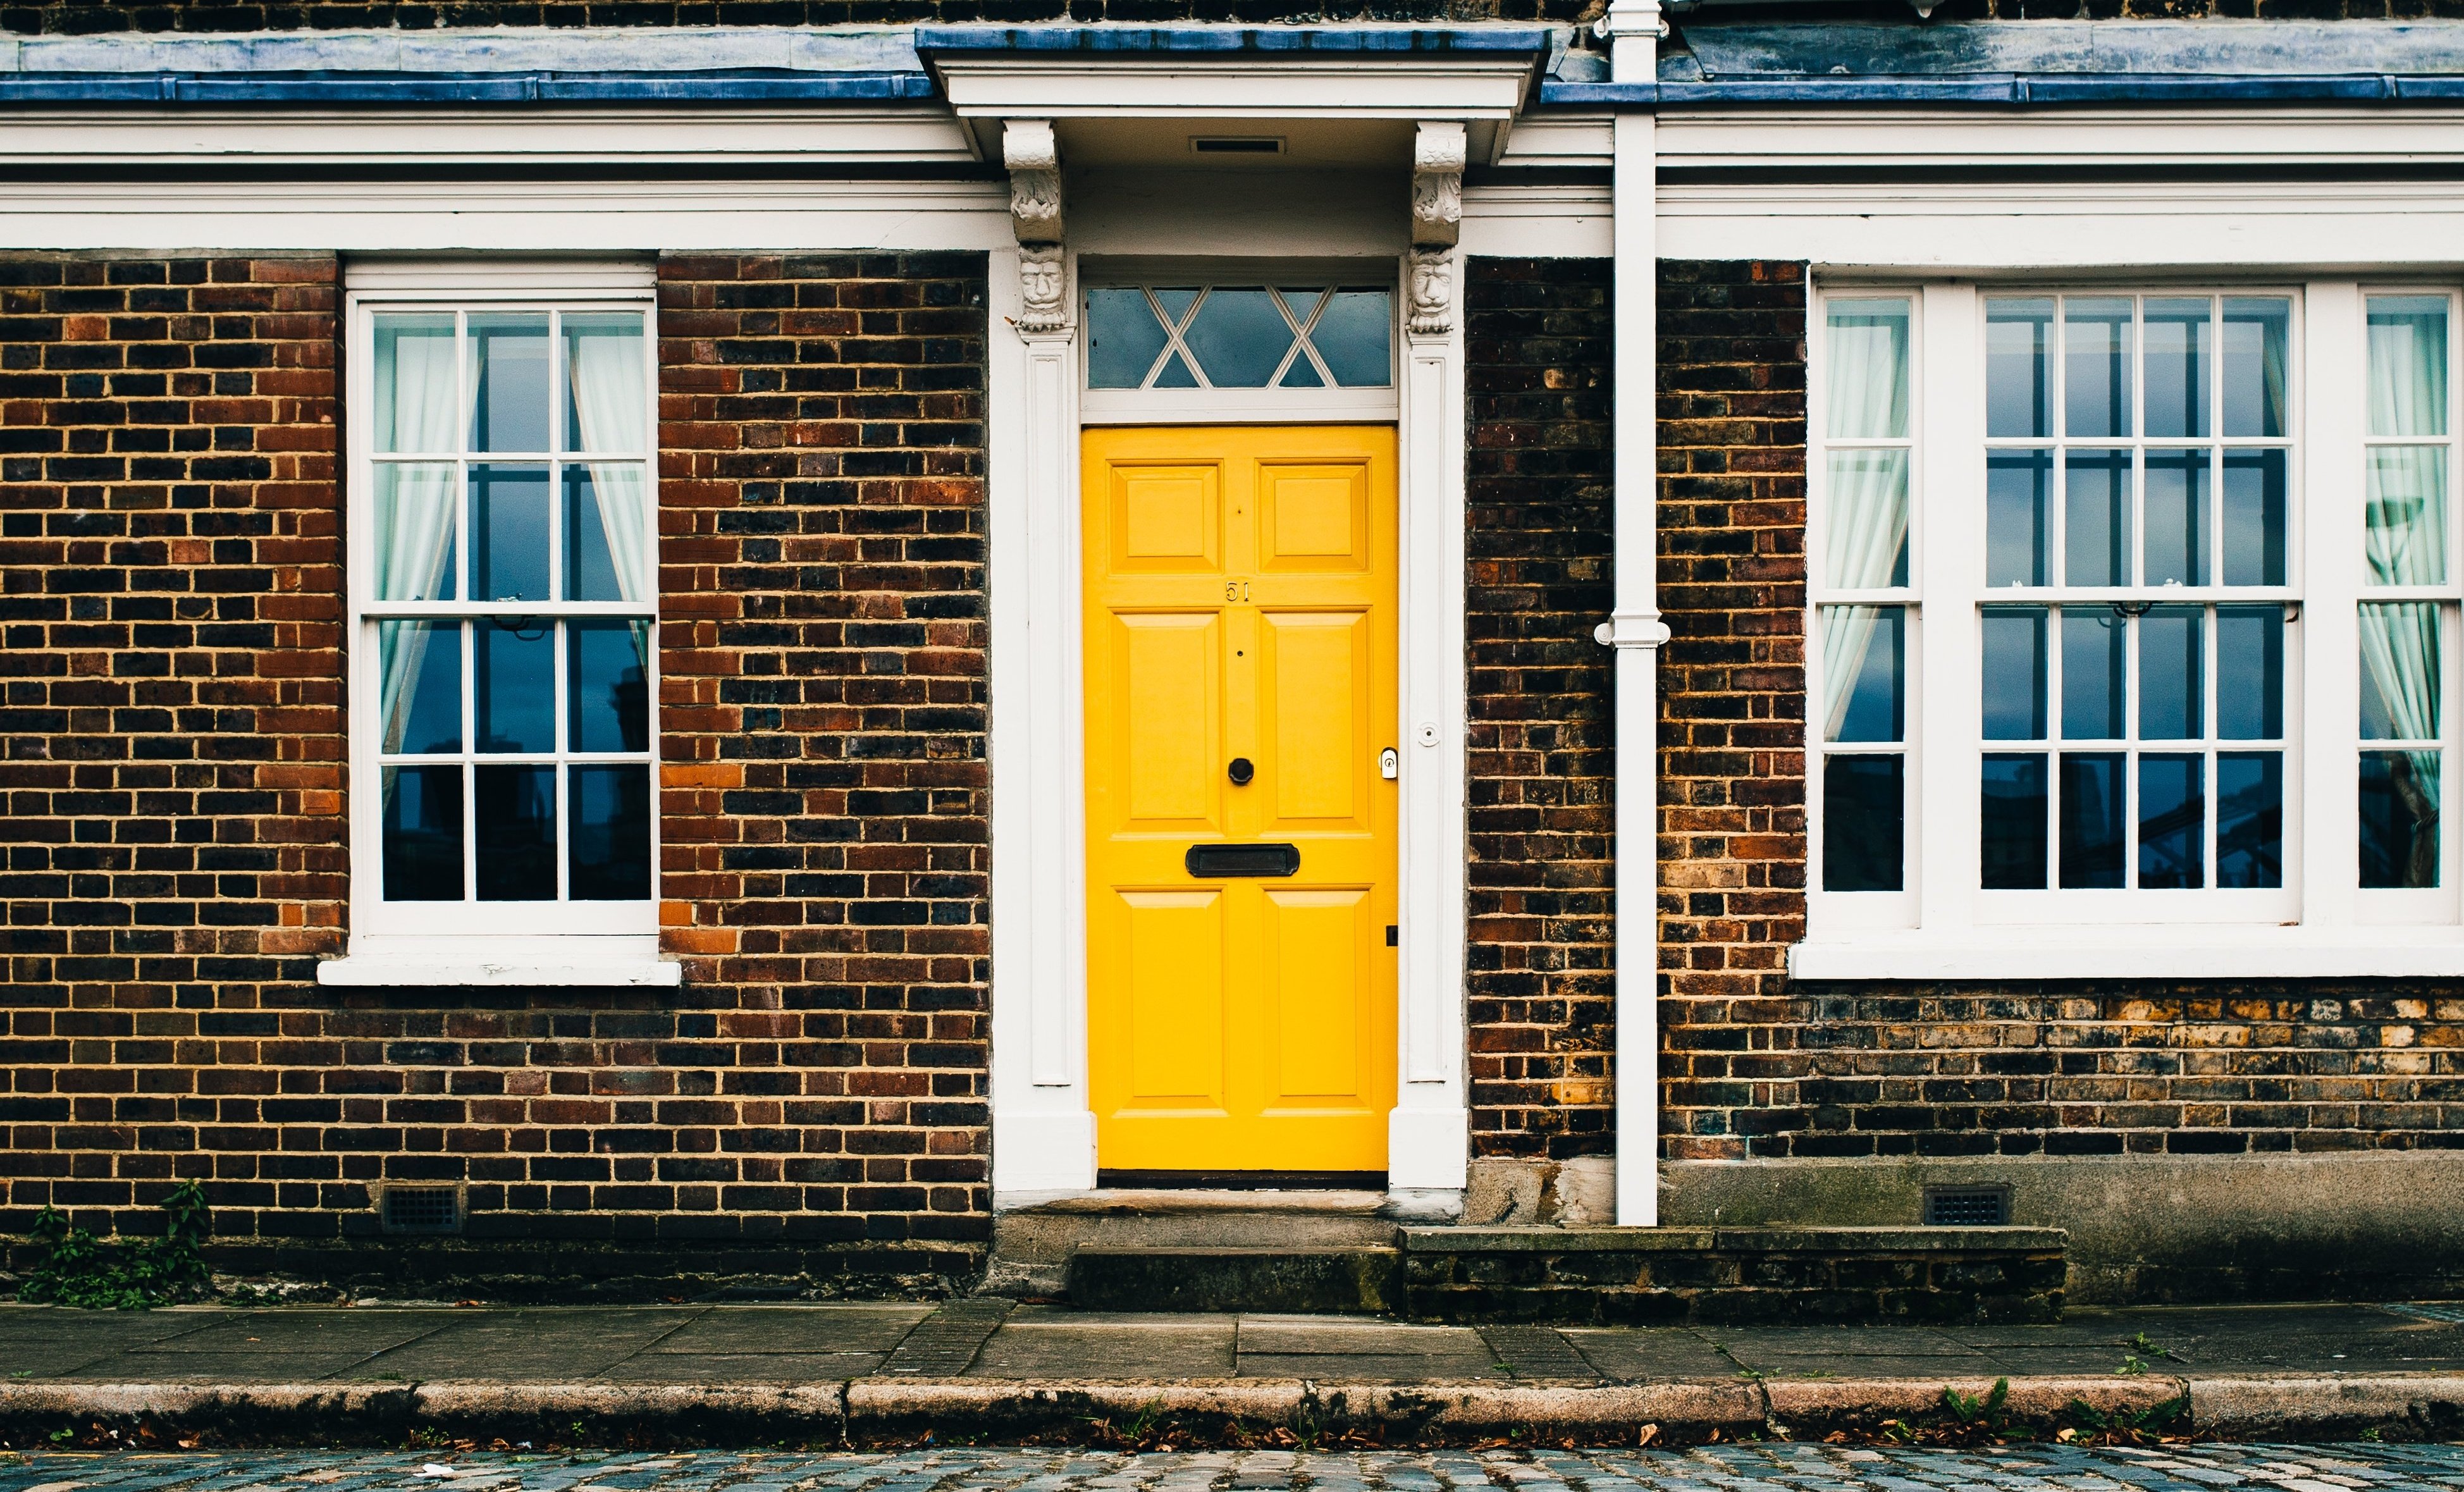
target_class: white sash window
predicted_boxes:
[1803,281,2464,978]
[326,263,668,987]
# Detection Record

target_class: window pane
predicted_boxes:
[474,763,557,901]
[2138,605,2203,741]
[1152,288,1200,323]
[2061,608,2124,739]
[1981,607,2048,740]
[2064,298,2134,439]
[1087,288,1169,388]
[2361,751,2441,888]
[569,620,651,755]
[373,313,459,454]
[565,311,646,453]
[2138,753,2205,889]
[1823,449,1909,589]
[1986,450,2051,587]
[1823,755,1904,892]
[1820,605,1903,743]
[374,464,459,601]
[2063,450,2130,586]
[570,764,652,901]
[2368,295,2449,438]
[2142,298,2212,440]
[1154,351,1200,388]
[1825,299,1911,440]
[1981,753,2049,889]
[2058,751,2126,889]
[2217,751,2284,889]
[471,464,551,604]
[378,620,463,755]
[2221,297,2290,438]
[468,312,551,453]
[2143,449,2209,588]
[2221,448,2289,586]
[1312,288,1393,388]
[381,764,464,901]
[2216,605,2284,740]
[1182,288,1293,388]
[1985,297,2053,440]
[565,465,651,603]
[1279,353,1326,389]
[2360,601,2441,741]
[2365,445,2448,587]
[477,618,556,754]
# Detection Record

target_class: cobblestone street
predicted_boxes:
[4,1443,2464,1492]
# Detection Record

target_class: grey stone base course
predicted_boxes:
[1661,1152,2464,1307]
[8,1374,2453,1446]
[1400,1226,2068,1326]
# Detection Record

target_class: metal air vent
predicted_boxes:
[1192,136,1284,155]
[379,1185,464,1236]
[1923,1185,2011,1227]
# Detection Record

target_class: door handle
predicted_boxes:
[1228,756,1255,786]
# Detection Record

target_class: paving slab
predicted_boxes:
[964,1307,1238,1380]
[1561,1328,1743,1383]
[646,1305,929,1357]
[344,1309,708,1382]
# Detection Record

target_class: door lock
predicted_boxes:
[1228,757,1255,786]
[1379,748,1398,780]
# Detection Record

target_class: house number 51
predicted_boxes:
[1224,581,1252,601]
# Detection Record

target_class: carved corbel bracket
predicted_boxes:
[1004,118,1063,245]
[1410,121,1465,249]
[1003,119,1068,335]
[1407,121,1465,337]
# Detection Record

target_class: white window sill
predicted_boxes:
[317,949,682,988]
[1790,930,2464,982]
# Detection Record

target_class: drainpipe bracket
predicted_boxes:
[1594,612,1672,650]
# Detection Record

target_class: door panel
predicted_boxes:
[1083,425,1398,1175]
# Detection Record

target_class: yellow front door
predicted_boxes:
[1083,424,1400,1176]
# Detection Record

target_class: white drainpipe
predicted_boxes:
[1596,0,1669,1228]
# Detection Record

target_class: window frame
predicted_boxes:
[1806,275,2464,958]
[341,270,661,956]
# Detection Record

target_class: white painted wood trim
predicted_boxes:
[1605,4,1661,1225]
[1790,932,2464,982]
[1391,292,1471,1194]
[989,244,1099,1194]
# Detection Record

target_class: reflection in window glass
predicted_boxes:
[374,314,459,453]
[1823,606,1904,744]
[1987,451,2050,587]
[571,764,653,900]
[2138,753,2205,889]
[2062,609,2124,741]
[1314,289,1394,387]
[2143,450,2209,587]
[477,619,555,755]
[2216,607,2284,741]
[2065,299,2134,440]
[2222,298,2290,438]
[1986,298,2053,440]
[468,313,551,454]
[2221,449,2289,587]
[2138,606,2203,742]
[474,763,557,901]
[375,464,459,602]
[1981,754,2050,889]
[379,621,463,756]
[2064,450,2130,587]
[2361,752,2441,888]
[1181,288,1293,388]
[2059,752,2126,888]
[2217,752,2282,889]
[2142,299,2211,440]
[1084,283,1394,391]
[382,765,464,901]
[1088,288,1171,388]
[471,464,551,604]
[1981,608,2047,741]
[570,620,651,755]
[1823,756,1904,892]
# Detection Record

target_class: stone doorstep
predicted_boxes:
[1400,1226,2072,1254]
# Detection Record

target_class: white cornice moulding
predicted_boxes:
[1790,934,2464,982]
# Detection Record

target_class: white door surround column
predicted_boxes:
[1598,0,1670,1228]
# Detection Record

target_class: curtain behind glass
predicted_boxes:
[1822,300,1912,742]
[2362,298,2448,832]
[373,316,463,763]
[1826,302,1910,440]
[565,315,651,604]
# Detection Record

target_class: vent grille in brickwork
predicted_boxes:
[380,1187,462,1235]
[1923,1186,2011,1226]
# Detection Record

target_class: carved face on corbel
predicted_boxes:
[1018,244,1068,333]
[1407,247,1455,336]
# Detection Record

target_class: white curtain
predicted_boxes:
[2361,302,2448,875]
[1821,448,1910,741]
[567,318,651,604]
[371,317,462,754]
[1821,302,1913,742]
[1826,303,1909,440]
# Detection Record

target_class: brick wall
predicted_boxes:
[656,251,992,1262]
[0,250,348,1239]
[0,250,992,1295]
[1462,257,1616,1162]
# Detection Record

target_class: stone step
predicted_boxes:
[983,1190,1410,1298]
[1068,1245,1406,1314]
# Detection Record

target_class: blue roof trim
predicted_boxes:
[1539,74,2464,106]
[914,25,1552,56]
[0,69,936,104]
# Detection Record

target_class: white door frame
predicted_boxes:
[985,244,1471,1202]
